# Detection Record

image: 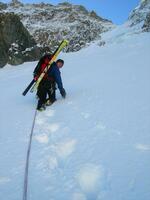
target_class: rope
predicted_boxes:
[23,108,37,200]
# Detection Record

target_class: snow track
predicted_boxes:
[0,31,150,200]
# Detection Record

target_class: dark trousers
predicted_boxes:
[37,80,56,109]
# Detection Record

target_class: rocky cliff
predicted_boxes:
[1,1,113,52]
[0,12,50,67]
[128,0,150,31]
[1,0,149,68]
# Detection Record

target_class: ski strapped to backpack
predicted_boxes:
[22,39,69,96]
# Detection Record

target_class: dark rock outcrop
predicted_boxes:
[142,12,150,31]
[0,12,50,67]
[1,1,113,54]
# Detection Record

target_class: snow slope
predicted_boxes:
[0,29,150,200]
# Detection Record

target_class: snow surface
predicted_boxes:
[0,28,150,200]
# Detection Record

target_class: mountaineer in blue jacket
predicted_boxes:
[34,54,66,111]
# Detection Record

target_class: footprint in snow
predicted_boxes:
[34,134,49,144]
[81,112,90,119]
[0,177,11,185]
[72,192,86,200]
[36,117,46,126]
[45,123,60,133]
[76,163,109,200]
[54,139,77,160]
[67,101,74,105]
[95,122,106,131]
[38,139,77,172]
[44,109,55,117]
[135,143,150,152]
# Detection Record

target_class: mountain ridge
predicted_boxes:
[0,0,150,67]
[128,0,150,29]
[0,0,114,52]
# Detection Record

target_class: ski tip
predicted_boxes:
[63,39,69,46]
[22,91,27,96]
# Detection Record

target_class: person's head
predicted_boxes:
[56,59,64,68]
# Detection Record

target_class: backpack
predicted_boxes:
[33,54,52,78]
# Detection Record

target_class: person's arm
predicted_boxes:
[54,67,63,90]
[53,67,66,98]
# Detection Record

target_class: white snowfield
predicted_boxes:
[0,28,150,200]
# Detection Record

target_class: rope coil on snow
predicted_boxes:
[23,108,37,200]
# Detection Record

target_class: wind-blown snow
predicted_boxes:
[0,28,150,200]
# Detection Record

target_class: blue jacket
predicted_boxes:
[47,62,63,91]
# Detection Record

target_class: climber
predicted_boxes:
[33,55,66,111]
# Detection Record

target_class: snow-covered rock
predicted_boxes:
[100,0,150,45]
[0,2,7,10]
[143,12,150,31]
[128,0,150,31]
[1,1,114,52]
